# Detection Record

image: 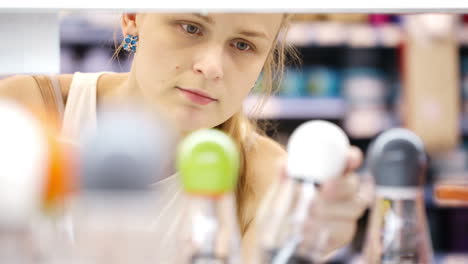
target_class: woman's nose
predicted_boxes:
[192,45,224,82]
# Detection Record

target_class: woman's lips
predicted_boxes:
[176,87,217,105]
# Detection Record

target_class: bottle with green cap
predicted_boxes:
[176,128,242,264]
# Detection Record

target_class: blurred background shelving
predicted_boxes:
[56,12,468,259]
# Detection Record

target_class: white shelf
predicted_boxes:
[243,95,346,119]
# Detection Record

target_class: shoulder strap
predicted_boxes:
[32,75,65,126]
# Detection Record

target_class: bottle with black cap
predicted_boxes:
[69,103,174,264]
[363,128,434,263]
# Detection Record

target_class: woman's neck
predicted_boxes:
[96,71,141,107]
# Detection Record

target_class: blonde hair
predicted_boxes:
[216,14,299,235]
[113,13,300,235]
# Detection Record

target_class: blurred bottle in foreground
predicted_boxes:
[176,129,242,264]
[68,103,174,264]
[0,100,50,263]
[363,128,434,264]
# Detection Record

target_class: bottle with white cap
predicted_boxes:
[255,120,350,264]
[362,128,434,264]
[0,100,50,263]
[176,128,242,264]
[69,103,174,264]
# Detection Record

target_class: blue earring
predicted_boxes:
[123,34,138,53]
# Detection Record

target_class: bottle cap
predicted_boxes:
[367,128,427,187]
[177,129,239,196]
[287,120,349,183]
[79,104,172,191]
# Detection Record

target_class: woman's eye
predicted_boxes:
[181,24,201,35]
[235,41,252,51]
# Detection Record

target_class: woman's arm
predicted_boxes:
[0,75,46,111]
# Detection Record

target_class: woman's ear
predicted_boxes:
[121,13,139,37]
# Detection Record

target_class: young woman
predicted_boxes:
[0,13,371,262]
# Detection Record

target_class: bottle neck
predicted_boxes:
[188,194,240,258]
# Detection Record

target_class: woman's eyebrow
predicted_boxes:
[191,13,270,41]
[192,13,214,24]
[237,30,270,40]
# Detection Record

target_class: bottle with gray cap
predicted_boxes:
[69,103,175,264]
[362,128,434,264]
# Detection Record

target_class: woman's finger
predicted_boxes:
[344,146,363,175]
[320,172,360,201]
[301,218,357,258]
[311,177,374,221]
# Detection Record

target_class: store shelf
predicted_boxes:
[243,95,346,119]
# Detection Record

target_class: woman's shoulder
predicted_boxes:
[245,133,287,196]
[0,74,52,111]
[0,72,127,108]
[0,73,86,111]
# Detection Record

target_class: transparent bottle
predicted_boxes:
[255,120,350,264]
[255,177,322,264]
[176,129,242,264]
[178,194,241,264]
[363,128,434,264]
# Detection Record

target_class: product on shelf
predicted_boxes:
[432,148,468,206]
[278,67,306,97]
[342,48,392,138]
[304,65,341,98]
[403,14,460,154]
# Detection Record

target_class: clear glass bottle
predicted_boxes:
[177,194,241,264]
[255,177,321,264]
[176,129,242,264]
[255,120,350,264]
[363,128,434,264]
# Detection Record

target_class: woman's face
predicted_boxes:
[127,13,283,133]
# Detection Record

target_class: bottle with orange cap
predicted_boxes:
[33,109,77,264]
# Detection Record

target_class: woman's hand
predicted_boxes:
[302,146,374,261]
